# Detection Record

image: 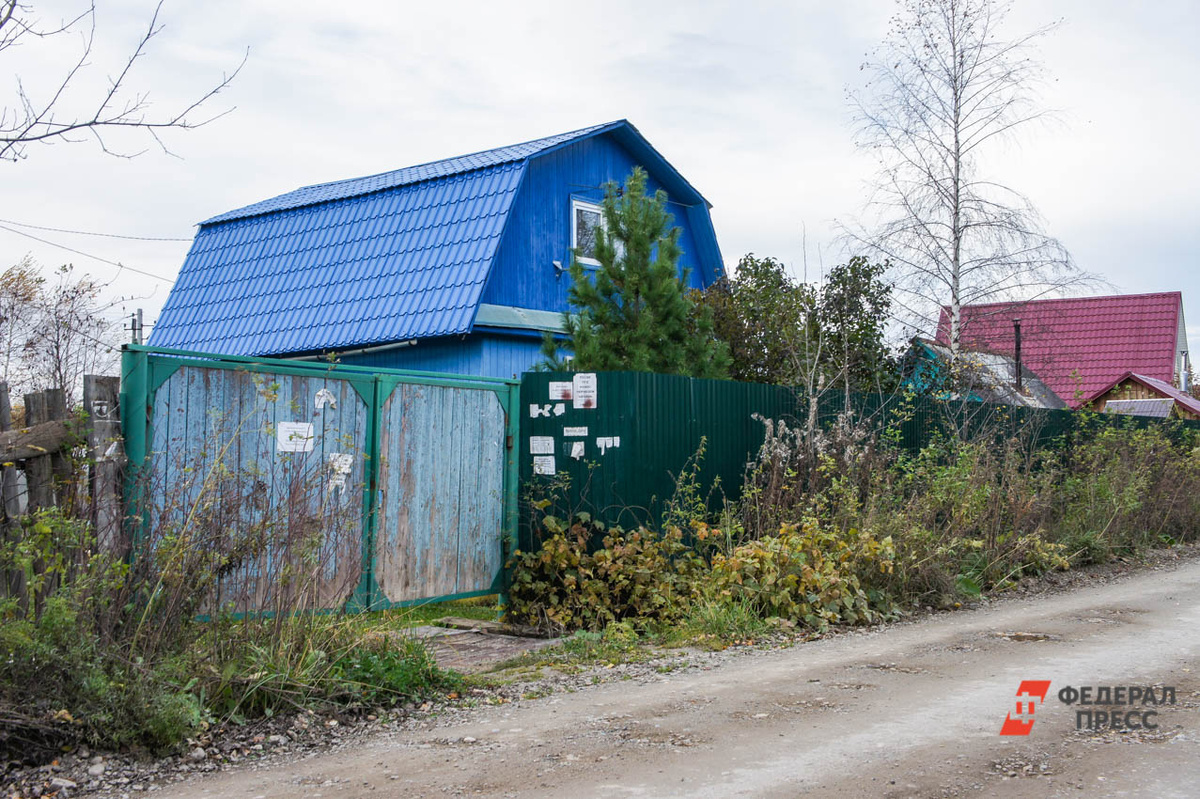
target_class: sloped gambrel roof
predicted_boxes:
[151,120,719,357]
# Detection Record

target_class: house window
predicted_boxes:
[571,199,604,267]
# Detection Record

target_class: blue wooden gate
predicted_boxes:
[120,345,518,613]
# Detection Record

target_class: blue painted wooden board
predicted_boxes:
[148,365,368,614]
[375,382,507,603]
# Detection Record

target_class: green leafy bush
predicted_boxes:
[709,521,896,629]
[0,505,458,761]
[507,515,704,631]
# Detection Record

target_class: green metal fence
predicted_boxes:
[519,371,1200,546]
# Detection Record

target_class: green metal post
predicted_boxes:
[498,382,521,613]
[351,374,384,611]
[119,345,150,548]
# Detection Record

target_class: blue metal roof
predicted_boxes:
[152,162,524,355]
[151,120,720,357]
[204,121,621,225]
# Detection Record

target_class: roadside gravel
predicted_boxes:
[6,545,1195,799]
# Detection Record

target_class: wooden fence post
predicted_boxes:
[44,388,74,515]
[0,382,21,602]
[84,375,124,555]
[23,391,52,512]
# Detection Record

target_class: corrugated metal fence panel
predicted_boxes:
[518,372,798,546]
[375,382,508,604]
[147,364,369,614]
[519,372,1200,548]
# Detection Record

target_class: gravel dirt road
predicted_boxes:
[155,555,1200,798]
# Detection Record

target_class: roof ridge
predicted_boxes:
[949,291,1181,313]
[288,119,627,197]
[1097,372,1200,414]
[203,120,627,226]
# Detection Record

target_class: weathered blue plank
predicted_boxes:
[374,382,506,604]
[146,365,369,614]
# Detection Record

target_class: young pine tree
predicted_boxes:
[542,167,730,379]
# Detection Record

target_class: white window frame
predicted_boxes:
[571,198,604,268]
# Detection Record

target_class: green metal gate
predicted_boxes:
[121,344,519,613]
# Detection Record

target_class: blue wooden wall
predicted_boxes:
[342,337,485,374]
[480,134,709,314]
[130,347,519,612]
[341,333,545,380]
[148,364,369,613]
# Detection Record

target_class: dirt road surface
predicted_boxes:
[157,557,1200,798]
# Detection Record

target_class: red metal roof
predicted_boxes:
[1086,372,1200,418]
[935,292,1184,406]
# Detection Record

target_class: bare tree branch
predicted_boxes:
[841,0,1095,354]
[0,0,244,162]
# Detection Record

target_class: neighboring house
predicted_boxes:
[935,293,1190,407]
[149,120,724,378]
[1086,372,1200,421]
[902,338,1066,409]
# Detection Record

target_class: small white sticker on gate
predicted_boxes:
[533,455,556,475]
[327,452,354,492]
[563,426,589,437]
[529,436,555,455]
[549,381,573,401]
[314,388,338,410]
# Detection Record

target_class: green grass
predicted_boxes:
[663,596,773,650]
[487,628,655,675]
[380,596,500,628]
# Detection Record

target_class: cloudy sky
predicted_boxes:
[3,0,1198,354]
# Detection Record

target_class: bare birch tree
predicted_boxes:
[846,0,1088,355]
[0,0,243,162]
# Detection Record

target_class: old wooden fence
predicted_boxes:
[0,376,123,609]
[121,345,519,613]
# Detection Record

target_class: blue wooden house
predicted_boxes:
[150,120,725,378]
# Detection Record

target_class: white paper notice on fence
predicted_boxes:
[529,436,555,455]
[327,452,354,491]
[549,381,573,401]
[563,426,588,437]
[276,421,314,452]
[572,373,597,409]
[533,455,556,475]
[570,441,585,460]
